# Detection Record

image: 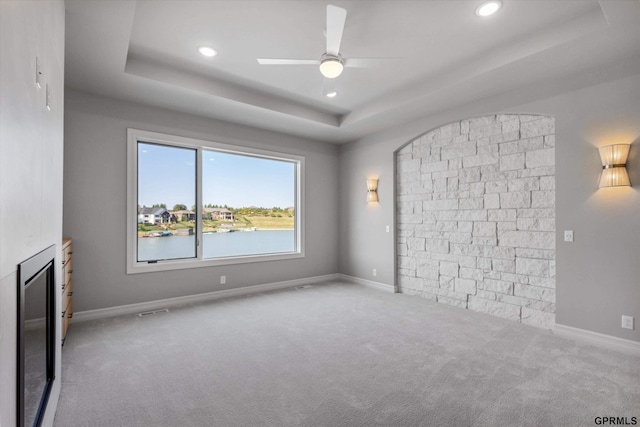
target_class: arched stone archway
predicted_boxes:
[396,114,556,329]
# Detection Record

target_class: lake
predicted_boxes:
[138,230,295,261]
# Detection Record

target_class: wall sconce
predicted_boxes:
[367,179,378,202]
[598,144,631,188]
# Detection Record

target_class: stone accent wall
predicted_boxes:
[396,115,556,329]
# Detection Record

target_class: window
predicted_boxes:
[127,129,304,274]
[137,142,197,262]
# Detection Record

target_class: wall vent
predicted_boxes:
[137,308,169,317]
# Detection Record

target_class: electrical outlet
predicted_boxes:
[372,269,377,277]
[622,315,634,330]
[220,275,226,285]
[564,230,574,242]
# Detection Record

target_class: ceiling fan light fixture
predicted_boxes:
[198,46,218,57]
[476,1,502,17]
[319,57,344,79]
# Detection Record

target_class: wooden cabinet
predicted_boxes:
[62,238,73,344]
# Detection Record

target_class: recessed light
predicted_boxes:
[476,1,502,17]
[325,91,337,98]
[198,46,217,57]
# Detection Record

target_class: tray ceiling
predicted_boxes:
[65,0,640,143]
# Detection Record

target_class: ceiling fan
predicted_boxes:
[257,4,388,94]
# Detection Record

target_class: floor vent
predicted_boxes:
[137,308,169,317]
[294,285,313,290]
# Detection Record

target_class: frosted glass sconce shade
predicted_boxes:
[367,179,378,202]
[598,144,631,188]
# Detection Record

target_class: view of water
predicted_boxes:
[137,230,295,261]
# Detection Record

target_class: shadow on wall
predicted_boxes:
[395,114,557,330]
[627,138,639,189]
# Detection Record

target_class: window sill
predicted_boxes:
[126,251,305,275]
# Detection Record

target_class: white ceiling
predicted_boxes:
[64,0,640,143]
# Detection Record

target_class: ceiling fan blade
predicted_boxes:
[344,58,400,68]
[257,59,320,65]
[326,5,347,56]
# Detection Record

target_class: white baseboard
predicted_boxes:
[553,324,640,357]
[73,273,340,322]
[337,273,396,293]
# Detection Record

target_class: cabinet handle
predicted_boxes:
[68,270,73,274]
[68,313,73,319]
[69,251,73,255]
[68,291,73,296]
[62,260,66,265]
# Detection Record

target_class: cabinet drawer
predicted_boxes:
[62,279,72,311]
[61,238,73,345]
[62,300,72,341]
[62,240,72,266]
[62,259,72,290]
[62,299,72,323]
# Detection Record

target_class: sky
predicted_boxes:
[138,143,295,209]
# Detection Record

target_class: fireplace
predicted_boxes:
[17,245,56,427]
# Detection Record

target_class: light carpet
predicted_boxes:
[54,281,640,426]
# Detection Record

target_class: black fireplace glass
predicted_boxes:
[17,245,56,427]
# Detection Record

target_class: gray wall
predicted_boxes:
[63,90,339,312]
[339,72,640,342]
[0,1,65,425]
